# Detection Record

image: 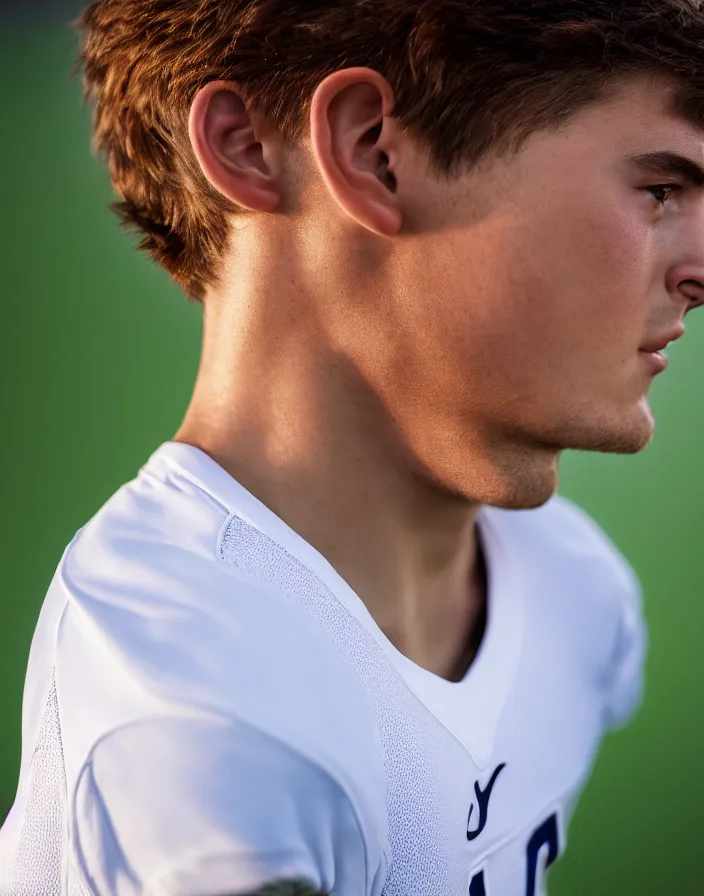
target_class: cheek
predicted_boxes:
[402,197,653,415]
[496,199,651,355]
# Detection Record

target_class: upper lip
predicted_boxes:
[640,326,686,353]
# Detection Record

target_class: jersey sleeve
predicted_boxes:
[72,713,372,896]
[602,557,648,732]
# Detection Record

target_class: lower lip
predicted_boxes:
[639,350,668,374]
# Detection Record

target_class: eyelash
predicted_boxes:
[645,183,683,205]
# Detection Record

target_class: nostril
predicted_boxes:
[680,280,704,306]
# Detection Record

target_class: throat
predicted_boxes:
[442,535,489,683]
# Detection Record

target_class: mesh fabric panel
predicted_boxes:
[221,514,473,896]
[0,670,66,895]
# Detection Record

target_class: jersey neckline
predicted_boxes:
[144,440,525,767]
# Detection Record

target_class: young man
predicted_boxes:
[2,1,704,894]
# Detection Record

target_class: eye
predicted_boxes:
[645,183,683,205]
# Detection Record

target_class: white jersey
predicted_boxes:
[0,442,646,896]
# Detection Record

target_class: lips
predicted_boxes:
[639,349,668,374]
[639,326,685,354]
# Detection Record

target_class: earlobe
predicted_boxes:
[187,80,280,213]
[310,68,403,238]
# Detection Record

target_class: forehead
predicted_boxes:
[424,73,704,203]
[591,73,704,147]
[506,72,704,183]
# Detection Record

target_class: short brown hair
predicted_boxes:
[73,0,704,302]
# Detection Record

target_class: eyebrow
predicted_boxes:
[625,150,704,187]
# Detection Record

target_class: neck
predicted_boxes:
[174,292,489,681]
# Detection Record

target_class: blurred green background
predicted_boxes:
[1,16,702,896]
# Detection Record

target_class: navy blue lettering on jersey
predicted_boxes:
[466,763,507,842]
[468,869,487,896]
[525,813,559,896]
[467,811,561,896]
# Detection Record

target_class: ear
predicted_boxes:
[310,67,403,237]
[188,80,281,213]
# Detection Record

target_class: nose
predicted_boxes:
[666,263,704,312]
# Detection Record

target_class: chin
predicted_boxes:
[555,399,656,455]
[462,444,562,511]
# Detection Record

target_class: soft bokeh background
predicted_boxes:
[1,4,702,894]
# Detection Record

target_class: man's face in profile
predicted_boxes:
[373,73,704,470]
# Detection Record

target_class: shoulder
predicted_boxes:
[57,470,386,839]
[486,491,644,667]
[491,492,640,597]
[487,493,646,725]
[535,495,647,728]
